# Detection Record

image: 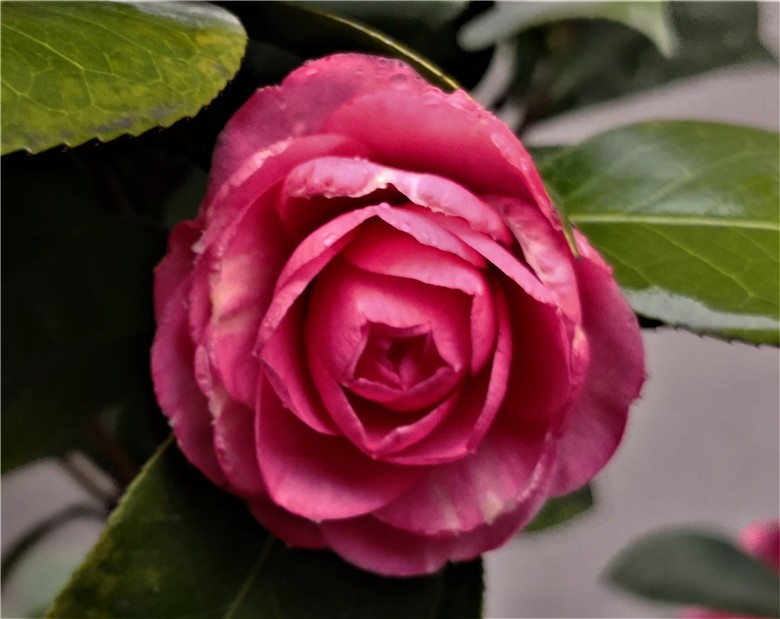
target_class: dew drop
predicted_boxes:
[322,233,338,247]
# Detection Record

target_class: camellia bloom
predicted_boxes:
[680,520,780,619]
[151,53,645,576]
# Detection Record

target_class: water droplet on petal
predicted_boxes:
[323,233,338,247]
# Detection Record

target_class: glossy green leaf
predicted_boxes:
[606,528,780,618]
[47,439,483,618]
[525,485,594,534]
[1,1,247,154]
[540,121,780,345]
[226,1,460,91]
[459,1,676,57]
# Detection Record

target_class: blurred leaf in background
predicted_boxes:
[459,1,775,130]
[606,528,780,618]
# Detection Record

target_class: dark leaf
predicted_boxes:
[47,439,483,618]
[606,528,780,618]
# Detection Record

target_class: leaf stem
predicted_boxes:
[85,417,139,488]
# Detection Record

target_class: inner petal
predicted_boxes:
[347,323,456,412]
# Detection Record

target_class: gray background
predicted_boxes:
[2,4,779,618]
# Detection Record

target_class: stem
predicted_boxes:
[85,417,139,489]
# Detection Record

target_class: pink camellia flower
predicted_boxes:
[151,53,645,576]
[680,520,780,619]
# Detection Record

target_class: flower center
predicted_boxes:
[355,324,438,390]
[344,322,456,412]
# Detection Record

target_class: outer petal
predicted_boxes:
[206,186,290,407]
[321,438,556,576]
[153,221,200,319]
[374,421,554,536]
[254,382,423,521]
[550,233,646,495]
[196,339,264,499]
[208,54,433,199]
[151,278,227,488]
[322,87,561,228]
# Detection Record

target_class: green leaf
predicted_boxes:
[459,1,676,57]
[47,439,483,618]
[606,528,780,618]
[226,1,460,91]
[525,485,594,534]
[540,121,780,345]
[1,1,247,155]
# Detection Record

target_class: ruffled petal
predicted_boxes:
[206,187,289,407]
[550,233,645,495]
[342,222,498,373]
[496,197,581,325]
[280,156,511,243]
[208,54,433,199]
[322,87,561,229]
[321,440,555,577]
[153,221,200,319]
[151,277,227,488]
[255,382,423,521]
[374,421,553,536]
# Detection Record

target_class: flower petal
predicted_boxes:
[153,221,200,318]
[321,451,554,578]
[261,298,340,435]
[280,156,511,243]
[209,54,433,200]
[375,424,554,536]
[255,382,422,521]
[550,234,645,495]
[322,87,561,229]
[342,222,498,373]
[383,282,513,466]
[151,277,227,488]
[497,197,582,325]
